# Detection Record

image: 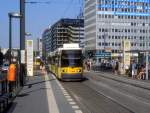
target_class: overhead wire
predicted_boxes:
[61,0,74,18]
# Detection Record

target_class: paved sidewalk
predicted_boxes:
[6,72,77,113]
[85,70,150,90]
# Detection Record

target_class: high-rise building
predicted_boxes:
[42,18,84,54]
[84,0,150,59]
[36,38,42,57]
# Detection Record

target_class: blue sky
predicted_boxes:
[0,0,82,48]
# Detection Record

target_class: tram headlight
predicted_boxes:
[78,69,81,72]
[62,69,67,73]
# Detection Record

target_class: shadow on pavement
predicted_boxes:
[25,78,55,87]
[5,102,17,113]
[17,93,29,97]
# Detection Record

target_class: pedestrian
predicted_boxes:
[131,60,137,79]
[7,62,16,97]
[137,64,145,80]
[115,60,119,75]
[87,60,90,71]
[40,62,46,75]
[111,60,116,73]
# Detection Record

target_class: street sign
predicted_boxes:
[21,50,25,64]
[95,52,111,58]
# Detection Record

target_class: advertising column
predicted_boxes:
[26,40,33,76]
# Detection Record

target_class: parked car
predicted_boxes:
[1,63,9,73]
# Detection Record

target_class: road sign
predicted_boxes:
[95,52,111,58]
[21,50,25,64]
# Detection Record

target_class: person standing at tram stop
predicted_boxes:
[7,62,16,97]
[131,60,137,79]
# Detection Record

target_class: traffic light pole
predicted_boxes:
[20,0,25,86]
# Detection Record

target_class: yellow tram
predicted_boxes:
[48,44,83,81]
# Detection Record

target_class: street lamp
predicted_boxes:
[8,12,22,65]
[25,32,32,36]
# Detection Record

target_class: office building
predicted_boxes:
[84,0,150,59]
[42,18,84,54]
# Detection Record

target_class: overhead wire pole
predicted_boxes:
[78,0,83,47]
[9,14,12,65]
[20,0,25,86]
[19,0,52,86]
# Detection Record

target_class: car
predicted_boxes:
[1,63,9,73]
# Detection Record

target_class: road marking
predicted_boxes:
[69,101,76,105]
[50,74,83,113]
[72,105,79,109]
[67,98,73,101]
[45,74,60,113]
[65,95,71,98]
[75,110,83,113]
[64,93,69,96]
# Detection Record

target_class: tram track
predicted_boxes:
[60,72,150,113]
[60,80,133,113]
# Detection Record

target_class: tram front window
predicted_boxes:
[61,50,82,67]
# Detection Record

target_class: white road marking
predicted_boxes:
[50,74,83,113]
[69,102,76,105]
[72,105,79,109]
[67,98,73,101]
[65,95,71,98]
[45,74,60,113]
[64,93,69,96]
[62,90,67,93]
[75,110,83,113]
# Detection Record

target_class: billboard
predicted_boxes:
[123,40,131,69]
[26,40,33,76]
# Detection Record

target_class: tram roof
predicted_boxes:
[48,47,82,56]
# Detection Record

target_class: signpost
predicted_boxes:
[123,39,131,74]
[26,40,33,76]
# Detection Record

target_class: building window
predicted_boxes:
[112,42,114,46]
[140,43,142,46]
[98,42,101,46]
[99,29,101,32]
[134,36,136,39]
[131,43,134,46]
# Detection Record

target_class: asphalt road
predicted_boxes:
[60,72,150,113]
